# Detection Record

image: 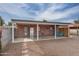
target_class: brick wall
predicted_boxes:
[15,24,37,38]
[39,25,54,36]
[15,24,55,38]
[15,24,68,38]
[14,24,26,38]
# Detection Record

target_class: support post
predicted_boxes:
[68,25,70,37]
[77,25,79,36]
[12,23,14,43]
[55,24,57,39]
[37,24,39,40]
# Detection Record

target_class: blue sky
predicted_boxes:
[0,3,79,24]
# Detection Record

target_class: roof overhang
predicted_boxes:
[69,24,79,27]
[11,19,71,25]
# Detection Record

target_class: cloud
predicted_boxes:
[35,4,66,20]
[0,3,51,19]
[25,3,51,16]
[0,3,79,23]
[35,4,79,22]
[0,3,35,18]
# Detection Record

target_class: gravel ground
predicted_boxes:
[0,37,79,56]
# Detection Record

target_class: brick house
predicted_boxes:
[11,19,71,43]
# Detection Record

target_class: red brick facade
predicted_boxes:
[39,25,54,36]
[14,23,68,38]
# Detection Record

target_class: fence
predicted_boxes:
[1,26,12,49]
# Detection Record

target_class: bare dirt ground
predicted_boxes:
[0,37,79,56]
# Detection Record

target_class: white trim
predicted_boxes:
[37,24,39,40]
[55,24,57,39]
[12,23,14,43]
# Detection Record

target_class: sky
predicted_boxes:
[0,3,79,24]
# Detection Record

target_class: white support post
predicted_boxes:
[12,23,14,43]
[54,24,57,39]
[37,24,39,40]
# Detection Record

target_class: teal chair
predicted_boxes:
[56,31,64,37]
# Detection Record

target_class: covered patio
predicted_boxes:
[11,19,70,43]
[69,24,79,37]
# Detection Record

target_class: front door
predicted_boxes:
[30,27,34,39]
[24,27,28,37]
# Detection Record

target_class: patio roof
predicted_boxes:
[69,23,79,29]
[11,19,71,25]
[11,19,70,43]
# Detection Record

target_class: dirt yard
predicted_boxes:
[0,37,79,56]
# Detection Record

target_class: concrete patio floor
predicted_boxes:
[14,36,68,43]
[14,36,55,43]
[0,37,79,56]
